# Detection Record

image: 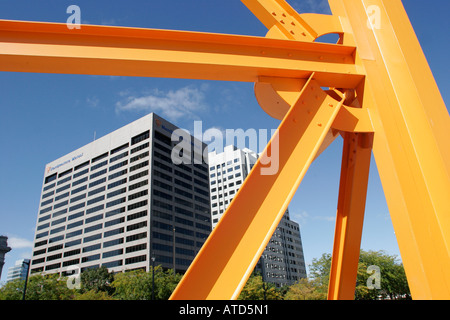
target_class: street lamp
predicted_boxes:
[260,256,267,300]
[151,255,156,300]
[172,227,176,276]
[22,259,30,301]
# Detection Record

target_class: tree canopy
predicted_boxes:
[0,250,410,300]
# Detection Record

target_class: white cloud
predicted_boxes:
[291,210,309,227]
[8,237,33,249]
[290,210,335,226]
[86,96,100,108]
[315,215,336,222]
[115,85,208,121]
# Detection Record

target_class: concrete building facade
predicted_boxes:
[31,113,211,276]
[208,145,307,286]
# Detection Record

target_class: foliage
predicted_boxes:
[356,250,410,300]
[307,252,332,297]
[238,273,282,300]
[0,251,410,300]
[112,266,182,300]
[112,269,153,300]
[74,289,116,300]
[80,266,114,295]
[25,273,75,300]
[307,250,410,300]
[0,278,25,300]
[0,273,76,300]
[284,278,327,300]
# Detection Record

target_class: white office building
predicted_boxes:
[31,113,211,276]
[6,259,30,282]
[208,145,307,286]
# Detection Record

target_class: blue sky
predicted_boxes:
[0,0,448,283]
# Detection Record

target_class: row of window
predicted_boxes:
[153,131,209,176]
[33,242,147,266]
[37,177,150,229]
[210,165,241,178]
[44,130,151,186]
[35,211,147,247]
[209,158,240,172]
[36,204,148,238]
[210,172,241,183]
[40,153,149,210]
[31,230,148,273]
[31,254,148,274]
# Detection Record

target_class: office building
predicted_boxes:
[6,259,30,282]
[31,113,211,276]
[208,145,307,286]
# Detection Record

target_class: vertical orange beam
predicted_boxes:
[329,0,450,299]
[328,132,373,300]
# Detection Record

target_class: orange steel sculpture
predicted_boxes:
[1,0,448,300]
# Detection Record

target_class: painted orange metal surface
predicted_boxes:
[171,76,346,299]
[0,19,362,87]
[328,0,450,299]
[0,0,448,300]
[328,132,373,300]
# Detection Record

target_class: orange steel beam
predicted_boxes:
[329,0,450,299]
[328,132,373,300]
[170,76,346,299]
[0,19,363,88]
[0,0,448,300]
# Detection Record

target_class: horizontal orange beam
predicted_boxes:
[0,19,363,87]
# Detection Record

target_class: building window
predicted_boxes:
[91,160,108,171]
[131,142,149,154]
[45,173,57,184]
[102,260,123,268]
[125,255,146,265]
[154,131,171,146]
[102,249,123,259]
[131,130,150,145]
[111,143,129,155]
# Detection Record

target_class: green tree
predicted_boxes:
[74,289,116,300]
[112,269,153,300]
[111,266,182,300]
[80,266,114,295]
[23,273,75,300]
[356,250,410,300]
[238,273,282,300]
[307,250,410,300]
[284,278,327,300]
[307,253,331,297]
[0,278,25,300]
[154,268,183,300]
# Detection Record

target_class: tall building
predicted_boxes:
[31,113,211,276]
[208,145,307,286]
[7,259,30,282]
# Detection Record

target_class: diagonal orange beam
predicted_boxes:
[170,76,346,300]
[0,19,363,88]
